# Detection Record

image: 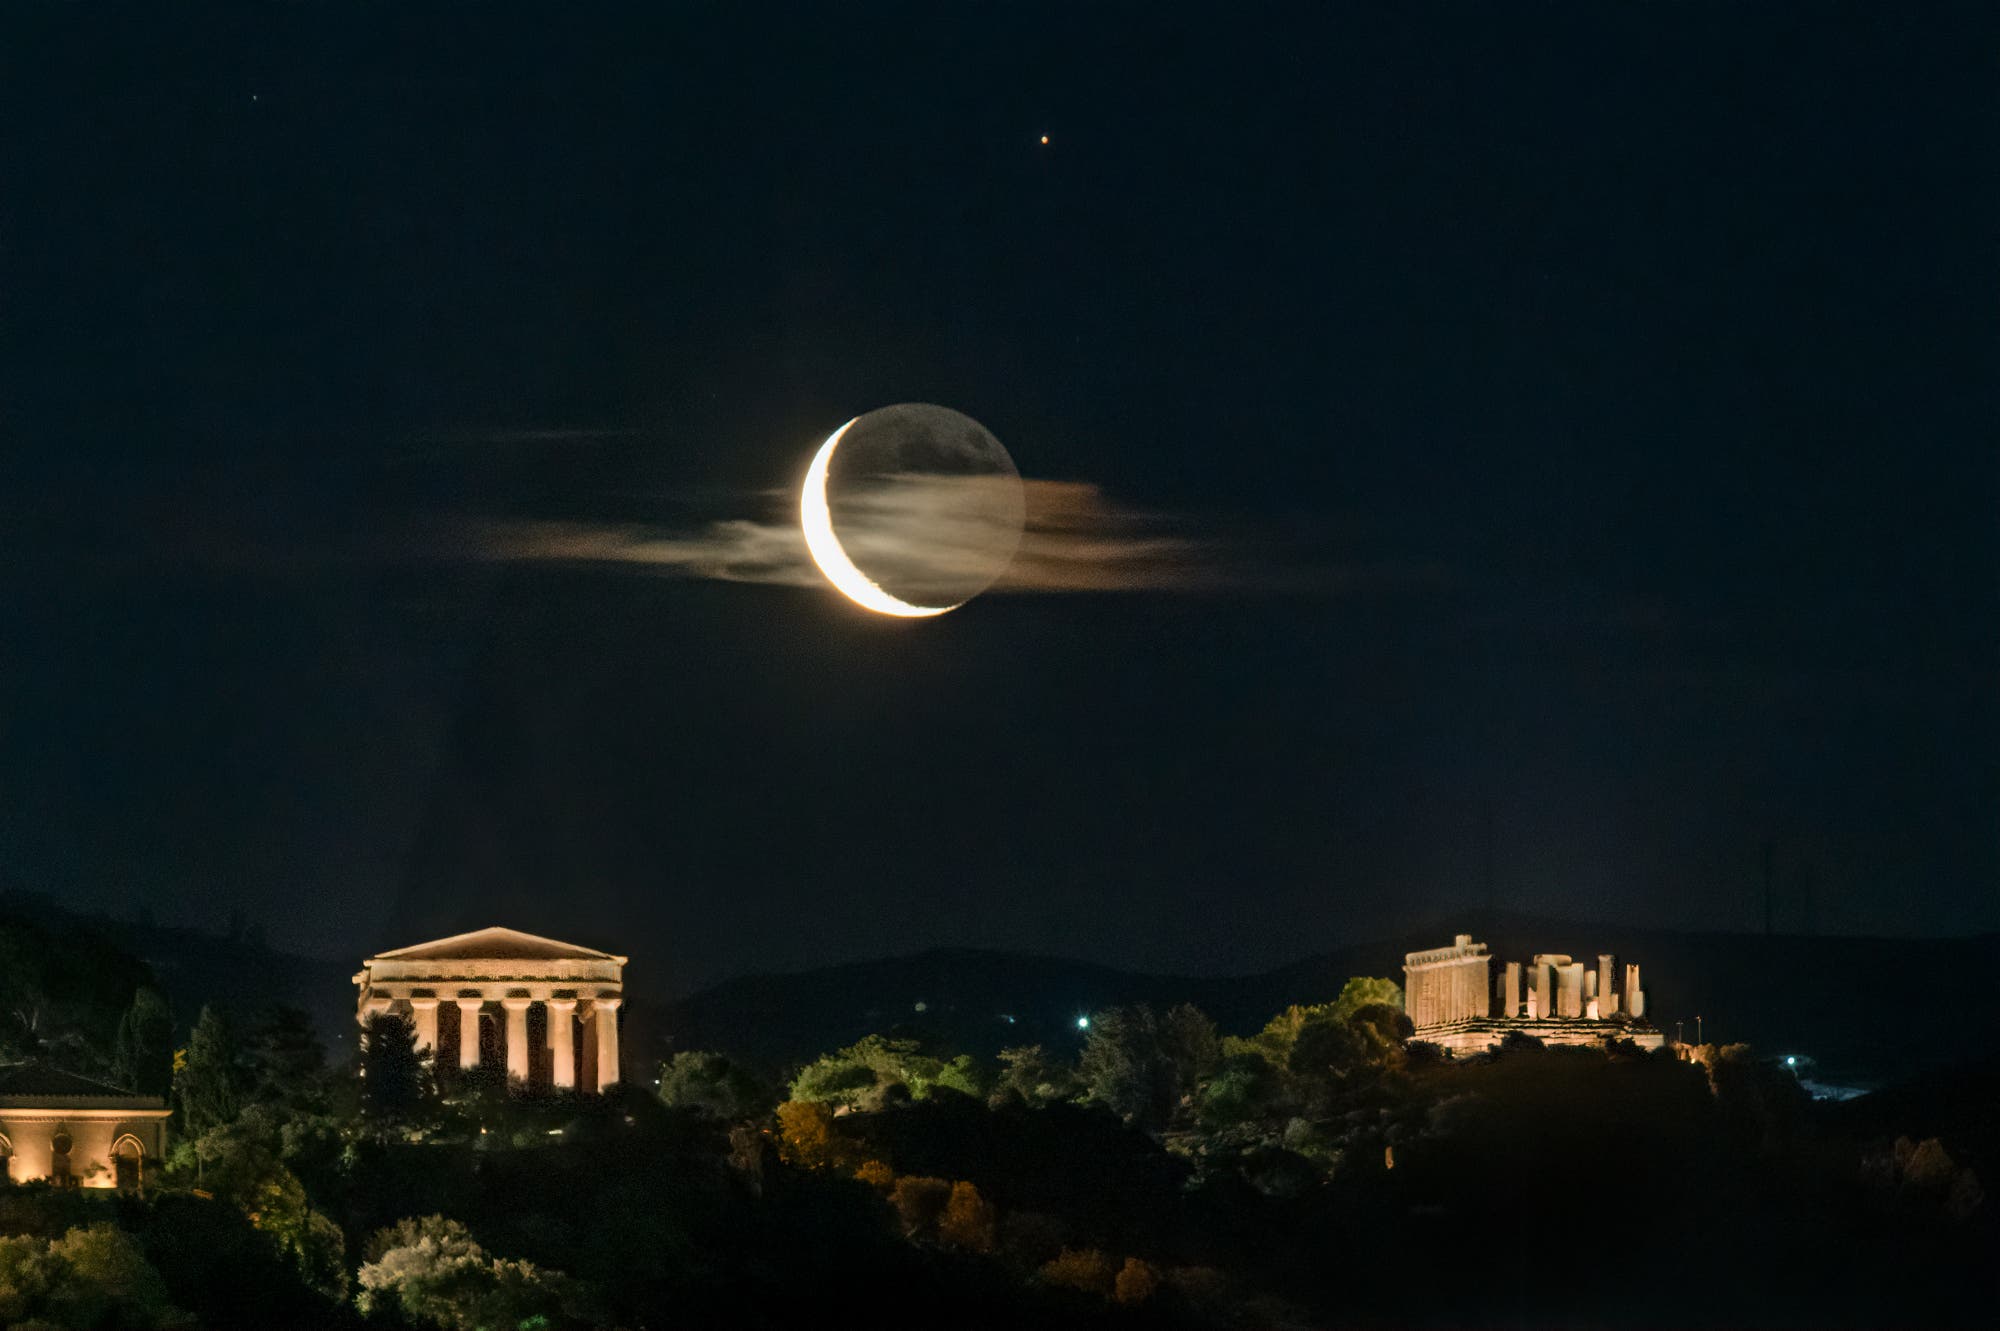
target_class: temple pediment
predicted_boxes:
[368,926,626,966]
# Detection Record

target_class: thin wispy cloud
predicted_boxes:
[475,478,1222,594]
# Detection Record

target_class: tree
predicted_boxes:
[1197,1050,1285,1127]
[1079,1003,1216,1132]
[1287,1007,1368,1081]
[0,1224,188,1330]
[1038,1248,1116,1297]
[163,1106,348,1301]
[360,1010,431,1122]
[938,1180,997,1253]
[242,1006,326,1107]
[1080,1007,1169,1128]
[1161,1003,1220,1086]
[1114,1256,1160,1305]
[1701,1043,1810,1147]
[177,1005,241,1138]
[933,1052,990,1100]
[1345,1002,1415,1071]
[113,986,174,1095]
[0,1233,61,1326]
[1327,976,1403,1022]
[789,1034,976,1109]
[657,1050,768,1119]
[775,1099,844,1169]
[887,1176,952,1239]
[357,1215,572,1331]
[1234,994,1410,1096]
[994,1044,1079,1106]
[0,912,156,1076]
[789,1050,878,1107]
[246,1165,349,1301]
[53,1224,181,1327]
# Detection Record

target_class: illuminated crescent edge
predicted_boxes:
[800,416,960,617]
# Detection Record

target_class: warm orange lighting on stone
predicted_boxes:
[1403,933,1666,1056]
[355,926,629,1093]
[0,1068,170,1192]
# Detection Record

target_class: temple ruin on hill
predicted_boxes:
[354,926,627,1092]
[1403,934,1665,1055]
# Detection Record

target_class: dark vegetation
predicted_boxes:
[663,914,2000,1087]
[0,909,1993,1328]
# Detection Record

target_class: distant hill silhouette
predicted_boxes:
[0,890,358,1055]
[8,892,1991,1093]
[657,912,2000,1088]
[1263,911,2000,1088]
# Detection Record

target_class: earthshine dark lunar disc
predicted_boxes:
[800,403,1025,616]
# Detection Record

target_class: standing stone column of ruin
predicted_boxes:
[546,998,578,1089]
[455,997,484,1070]
[502,997,533,1083]
[408,997,440,1056]
[593,997,622,1092]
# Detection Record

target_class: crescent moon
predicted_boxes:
[800,417,960,617]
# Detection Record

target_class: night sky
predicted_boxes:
[3,5,1993,993]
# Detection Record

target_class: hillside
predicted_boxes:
[1262,912,2000,1087]
[8,892,1990,1094]
[0,891,358,1054]
[657,913,2000,1087]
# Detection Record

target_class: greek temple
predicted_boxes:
[1404,933,1665,1055]
[353,927,627,1092]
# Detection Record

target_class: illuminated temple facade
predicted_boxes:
[1404,934,1665,1055]
[354,927,627,1092]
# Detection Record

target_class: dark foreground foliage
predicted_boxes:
[1,913,1992,1329]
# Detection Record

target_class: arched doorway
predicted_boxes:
[0,1132,12,1185]
[112,1135,144,1193]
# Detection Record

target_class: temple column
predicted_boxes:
[546,998,577,1089]
[455,997,484,1070]
[592,997,622,1092]
[502,998,532,1084]
[1559,963,1583,1018]
[408,997,440,1055]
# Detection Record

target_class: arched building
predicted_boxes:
[0,1064,170,1190]
[354,926,627,1092]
